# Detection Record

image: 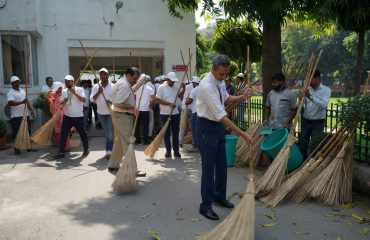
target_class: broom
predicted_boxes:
[31,48,98,145]
[182,132,192,144]
[197,46,255,240]
[180,92,191,133]
[144,55,192,158]
[256,50,323,197]
[260,127,341,207]
[288,129,348,204]
[112,81,146,193]
[14,46,32,151]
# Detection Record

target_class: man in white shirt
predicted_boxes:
[185,76,201,151]
[300,69,331,159]
[108,67,146,174]
[81,80,91,132]
[156,72,181,158]
[152,76,162,136]
[40,76,53,97]
[145,75,155,139]
[196,55,252,221]
[54,75,89,159]
[90,68,114,159]
[179,80,193,147]
[7,76,35,154]
[134,75,154,145]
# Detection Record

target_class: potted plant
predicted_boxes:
[33,93,51,118]
[0,120,7,150]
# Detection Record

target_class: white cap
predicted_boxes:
[64,75,74,81]
[166,72,178,82]
[159,75,165,81]
[191,76,201,84]
[138,73,146,81]
[145,75,151,81]
[10,76,20,83]
[52,82,63,92]
[155,77,159,81]
[99,68,109,74]
[237,73,245,78]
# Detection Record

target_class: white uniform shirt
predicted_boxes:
[7,88,28,118]
[111,77,135,114]
[182,84,193,110]
[41,85,51,94]
[60,87,85,117]
[135,84,154,111]
[189,86,199,113]
[303,83,331,120]
[90,82,113,115]
[156,82,180,115]
[196,72,229,122]
[82,87,91,107]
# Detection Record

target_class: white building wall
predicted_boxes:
[0,0,195,123]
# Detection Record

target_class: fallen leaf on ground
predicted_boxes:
[351,212,366,222]
[342,203,355,209]
[148,227,160,240]
[141,213,150,219]
[190,219,200,222]
[294,231,309,235]
[347,222,353,225]
[111,209,120,213]
[176,218,185,221]
[363,227,370,236]
[261,223,277,228]
[176,208,183,216]
[264,214,276,220]
[336,237,342,240]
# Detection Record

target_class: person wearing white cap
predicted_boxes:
[196,55,252,220]
[90,67,114,159]
[156,71,181,158]
[81,79,91,132]
[236,72,247,130]
[178,77,194,147]
[54,75,89,159]
[7,76,35,154]
[47,82,71,151]
[152,76,162,136]
[134,74,154,145]
[108,67,146,175]
[145,75,156,139]
[185,76,201,151]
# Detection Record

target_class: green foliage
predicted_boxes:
[212,19,262,64]
[33,93,51,117]
[309,132,330,153]
[196,32,211,75]
[229,61,239,77]
[339,95,370,131]
[0,120,7,138]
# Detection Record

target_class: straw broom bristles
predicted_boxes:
[31,108,62,146]
[14,108,32,150]
[182,132,192,144]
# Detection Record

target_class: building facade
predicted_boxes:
[0,0,195,124]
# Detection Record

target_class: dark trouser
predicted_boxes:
[153,104,161,136]
[300,118,325,159]
[197,117,227,211]
[83,106,89,132]
[135,111,149,143]
[160,113,180,153]
[59,116,89,154]
[191,112,198,149]
[10,116,31,139]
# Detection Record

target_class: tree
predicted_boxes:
[161,0,311,103]
[212,19,262,72]
[314,0,370,94]
[196,32,211,75]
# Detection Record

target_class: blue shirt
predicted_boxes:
[303,83,331,120]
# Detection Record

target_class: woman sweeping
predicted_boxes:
[48,82,71,151]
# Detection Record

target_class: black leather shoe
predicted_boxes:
[82,150,89,156]
[174,151,181,158]
[108,167,119,172]
[165,152,171,158]
[214,199,234,208]
[199,209,219,220]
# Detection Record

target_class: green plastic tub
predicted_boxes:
[225,135,239,167]
[260,128,304,172]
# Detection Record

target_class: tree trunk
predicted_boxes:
[262,22,282,105]
[354,30,365,95]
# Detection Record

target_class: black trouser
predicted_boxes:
[134,111,149,143]
[152,104,161,136]
[59,116,89,154]
[300,118,325,159]
[10,116,31,139]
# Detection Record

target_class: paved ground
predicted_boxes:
[0,136,369,240]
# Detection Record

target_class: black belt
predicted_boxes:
[198,117,219,124]
[303,118,325,123]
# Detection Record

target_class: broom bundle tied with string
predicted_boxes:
[31,108,62,146]
[235,124,264,167]
[256,50,323,197]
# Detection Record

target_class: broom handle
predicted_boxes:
[189,48,192,78]
[305,125,338,161]
[168,53,192,118]
[246,46,254,176]
[75,47,99,86]
[180,50,190,83]
[113,56,115,82]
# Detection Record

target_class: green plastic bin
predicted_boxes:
[260,128,304,172]
[225,135,239,167]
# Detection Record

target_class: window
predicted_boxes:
[1,35,28,84]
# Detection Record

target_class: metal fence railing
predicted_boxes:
[231,99,369,163]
